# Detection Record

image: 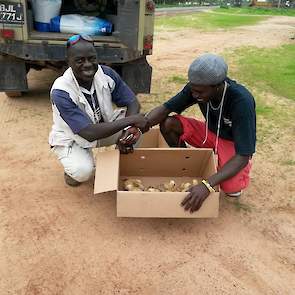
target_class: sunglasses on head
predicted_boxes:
[66,34,94,48]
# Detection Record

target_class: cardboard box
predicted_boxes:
[94,146,219,218]
[137,127,169,148]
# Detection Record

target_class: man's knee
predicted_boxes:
[160,116,183,135]
[65,160,95,183]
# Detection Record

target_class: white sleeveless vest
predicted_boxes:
[49,66,119,148]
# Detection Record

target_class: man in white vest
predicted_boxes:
[49,35,147,186]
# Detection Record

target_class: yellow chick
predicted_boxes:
[163,180,177,192]
[192,179,199,186]
[180,182,192,192]
[124,179,145,191]
[125,184,143,191]
[146,186,161,192]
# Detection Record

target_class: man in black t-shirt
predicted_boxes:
[121,53,256,213]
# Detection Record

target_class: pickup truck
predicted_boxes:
[0,0,155,96]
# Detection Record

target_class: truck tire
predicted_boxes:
[4,64,30,98]
[120,57,152,94]
[0,56,28,94]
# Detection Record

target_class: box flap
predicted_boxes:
[94,149,120,194]
[138,128,159,148]
[137,128,169,148]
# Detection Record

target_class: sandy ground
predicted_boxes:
[1,16,295,295]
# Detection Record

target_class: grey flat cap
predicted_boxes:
[188,53,228,85]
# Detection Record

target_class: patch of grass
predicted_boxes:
[224,197,253,212]
[255,105,274,116]
[168,75,187,84]
[155,12,267,31]
[215,7,295,17]
[224,45,295,148]
[231,45,295,101]
[281,160,295,166]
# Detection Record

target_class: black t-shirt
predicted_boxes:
[164,78,256,156]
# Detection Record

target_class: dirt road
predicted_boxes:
[1,16,295,294]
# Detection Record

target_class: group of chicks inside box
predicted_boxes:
[124,179,199,192]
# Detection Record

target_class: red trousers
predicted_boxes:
[175,115,251,193]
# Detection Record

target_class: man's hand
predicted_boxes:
[116,116,146,154]
[140,119,151,133]
[116,141,134,154]
[181,184,210,213]
[116,126,142,154]
[129,113,149,130]
[119,126,141,146]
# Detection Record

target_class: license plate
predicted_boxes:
[0,2,24,25]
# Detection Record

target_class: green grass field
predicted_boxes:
[155,12,267,30]
[166,45,295,102]
[215,7,295,17]
[227,44,295,144]
[231,45,295,101]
